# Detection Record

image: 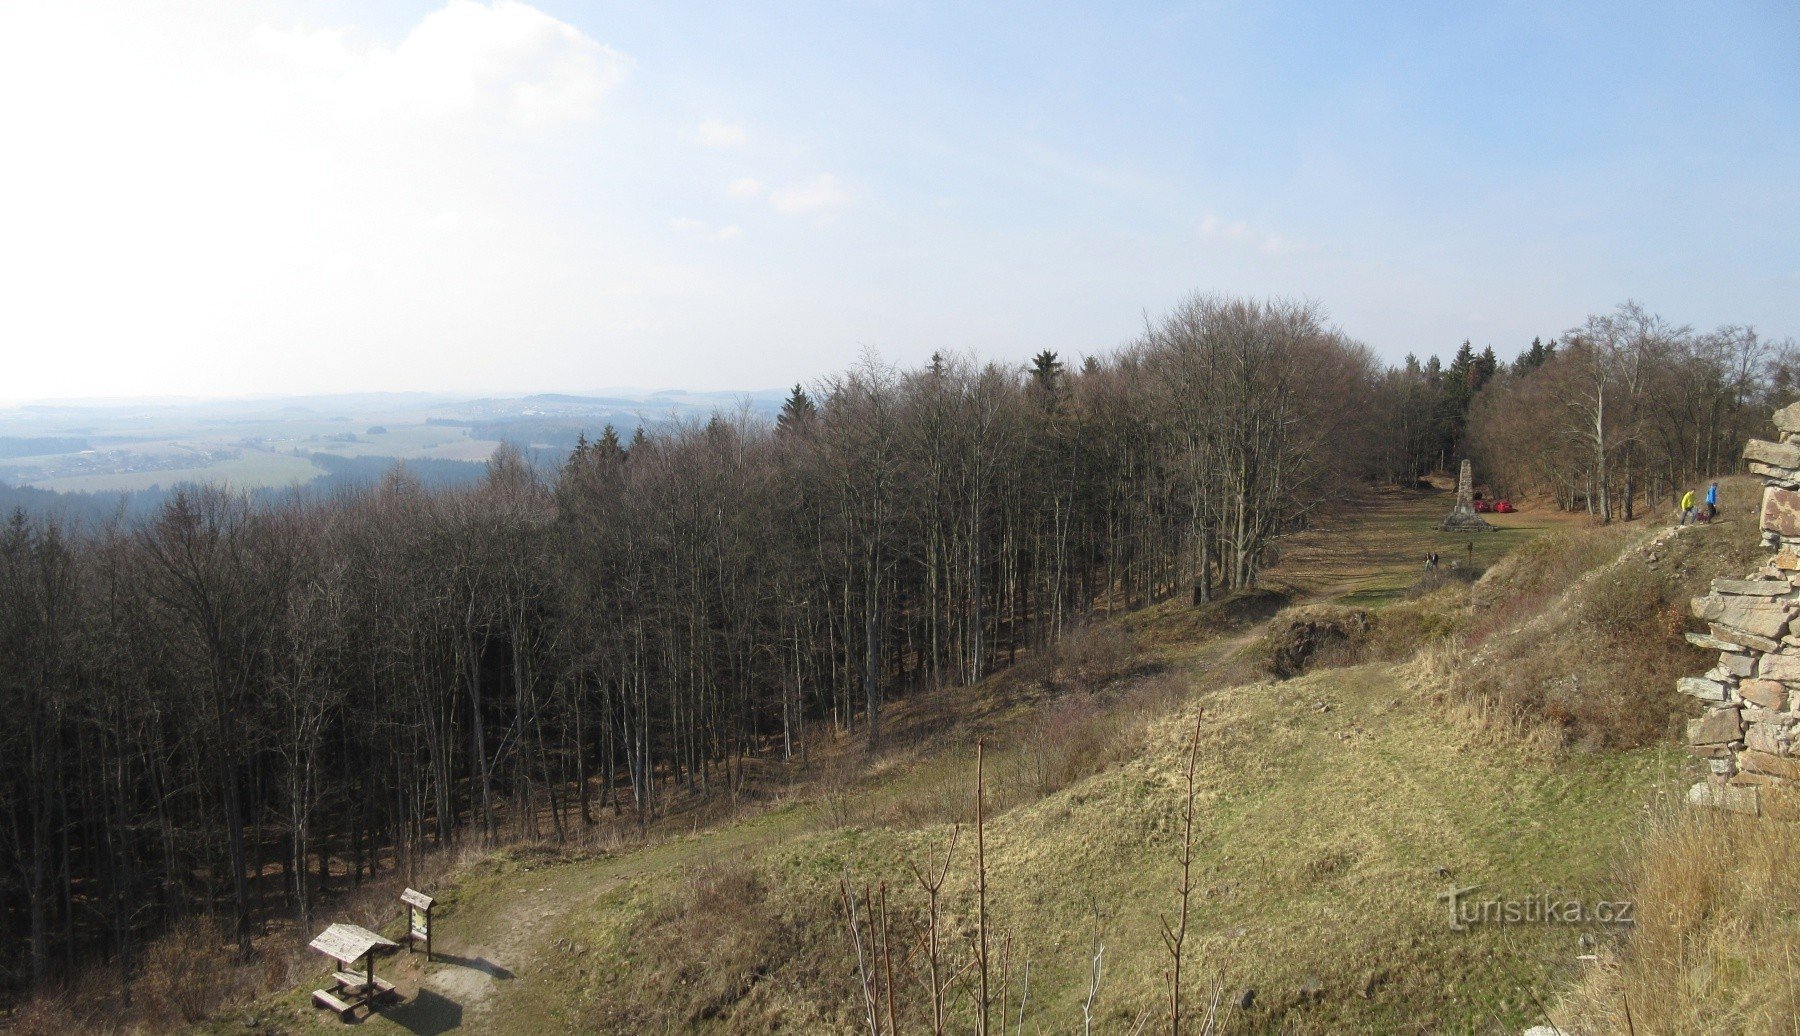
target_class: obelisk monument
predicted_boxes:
[1441,459,1495,532]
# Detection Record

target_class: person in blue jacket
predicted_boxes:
[1705,480,1719,520]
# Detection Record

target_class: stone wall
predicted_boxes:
[1682,402,1800,816]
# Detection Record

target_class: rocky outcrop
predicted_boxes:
[1681,401,1800,817]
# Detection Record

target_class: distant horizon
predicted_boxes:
[0,385,795,411]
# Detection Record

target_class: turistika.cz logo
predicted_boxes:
[1437,885,1633,931]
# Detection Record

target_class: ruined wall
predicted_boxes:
[1682,402,1800,816]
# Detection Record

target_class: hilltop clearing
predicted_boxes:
[135,481,1768,1035]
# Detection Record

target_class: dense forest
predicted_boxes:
[0,296,1789,1001]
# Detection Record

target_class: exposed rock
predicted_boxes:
[1689,707,1744,746]
[1233,987,1255,1011]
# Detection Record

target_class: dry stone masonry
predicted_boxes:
[1683,401,1800,817]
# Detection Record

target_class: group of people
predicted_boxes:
[1680,481,1720,526]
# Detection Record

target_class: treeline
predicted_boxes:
[0,295,1783,1001]
[1468,302,1792,519]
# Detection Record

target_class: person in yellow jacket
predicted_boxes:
[1680,488,1696,525]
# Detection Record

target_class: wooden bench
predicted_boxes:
[311,989,356,1021]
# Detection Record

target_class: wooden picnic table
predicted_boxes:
[308,923,399,1020]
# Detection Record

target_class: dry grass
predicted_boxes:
[106,478,1780,1034]
[1452,479,1765,749]
[1557,801,1800,1035]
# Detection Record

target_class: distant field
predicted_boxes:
[31,451,324,492]
[285,424,501,461]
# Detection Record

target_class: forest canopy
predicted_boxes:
[0,295,1789,1000]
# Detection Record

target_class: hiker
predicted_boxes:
[1706,480,1719,520]
[1680,488,1696,525]
[1424,551,1438,571]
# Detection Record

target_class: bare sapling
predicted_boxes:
[975,738,991,1036]
[908,824,961,1035]
[879,881,897,1036]
[840,873,879,1035]
[1160,712,1205,1035]
[1016,956,1031,1034]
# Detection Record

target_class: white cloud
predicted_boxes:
[726,177,765,198]
[1198,213,1317,256]
[696,119,747,148]
[769,173,852,216]
[0,1,636,398]
[256,0,629,127]
[670,218,742,241]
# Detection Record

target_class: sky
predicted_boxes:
[1,0,1795,402]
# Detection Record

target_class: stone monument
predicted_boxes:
[1441,459,1495,532]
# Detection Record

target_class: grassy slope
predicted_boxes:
[221,488,1754,1035]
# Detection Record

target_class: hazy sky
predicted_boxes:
[2,1,1795,401]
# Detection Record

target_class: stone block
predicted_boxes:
[1775,552,1800,572]
[1740,679,1788,709]
[1716,623,1781,652]
[1774,401,1800,434]
[1764,488,1800,538]
[1750,463,1800,488]
[1719,653,1756,678]
[1739,749,1800,780]
[1711,577,1793,596]
[1686,742,1738,759]
[1744,438,1800,472]
[1688,707,1743,745]
[1688,779,1759,815]
[1745,724,1788,755]
[1759,653,1800,683]
[1687,630,1744,651]
[1691,595,1791,641]
[1678,676,1730,701]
